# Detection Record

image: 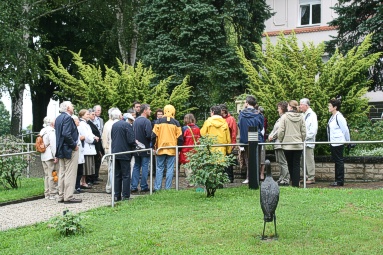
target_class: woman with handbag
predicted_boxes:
[179,114,201,187]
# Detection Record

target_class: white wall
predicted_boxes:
[265,0,338,32]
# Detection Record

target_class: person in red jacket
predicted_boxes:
[179,113,201,187]
[220,104,237,183]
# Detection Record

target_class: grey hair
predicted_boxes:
[108,107,118,119]
[300,98,310,106]
[258,106,264,114]
[111,109,122,120]
[43,117,53,127]
[127,108,135,114]
[93,105,101,111]
[59,101,72,113]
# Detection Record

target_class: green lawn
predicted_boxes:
[0,178,44,203]
[1,186,383,254]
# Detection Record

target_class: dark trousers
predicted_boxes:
[284,150,302,187]
[114,159,131,199]
[225,165,234,182]
[330,145,344,184]
[76,164,83,190]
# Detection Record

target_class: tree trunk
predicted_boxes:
[116,0,128,64]
[31,84,52,132]
[10,87,24,136]
[129,25,138,66]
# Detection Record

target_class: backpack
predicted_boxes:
[35,134,47,153]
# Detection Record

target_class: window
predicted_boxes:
[299,0,321,26]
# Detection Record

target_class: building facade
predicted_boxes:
[263,0,338,45]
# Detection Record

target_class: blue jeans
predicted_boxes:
[155,155,175,190]
[131,156,150,190]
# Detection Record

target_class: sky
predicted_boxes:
[1,85,59,129]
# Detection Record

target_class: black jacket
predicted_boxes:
[88,120,105,156]
[111,120,136,160]
[55,112,79,159]
[133,116,152,157]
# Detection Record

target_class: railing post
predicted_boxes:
[26,143,30,178]
[175,145,179,191]
[112,154,115,208]
[248,127,259,189]
[303,141,306,189]
[150,149,153,195]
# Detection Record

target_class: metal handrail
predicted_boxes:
[101,148,153,207]
[260,140,383,188]
[156,143,247,190]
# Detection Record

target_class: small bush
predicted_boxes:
[185,136,234,197]
[349,147,383,157]
[49,211,86,236]
[0,135,32,189]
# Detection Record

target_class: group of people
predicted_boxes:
[39,95,350,203]
[268,97,350,188]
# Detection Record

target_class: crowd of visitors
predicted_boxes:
[39,96,351,202]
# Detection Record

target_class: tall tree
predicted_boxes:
[137,0,272,112]
[0,0,91,135]
[327,0,383,90]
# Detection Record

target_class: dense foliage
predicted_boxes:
[327,0,383,90]
[0,101,11,136]
[237,33,381,146]
[137,0,272,112]
[47,51,195,120]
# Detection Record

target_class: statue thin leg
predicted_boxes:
[262,221,266,240]
[274,214,278,238]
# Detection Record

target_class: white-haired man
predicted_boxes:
[300,98,318,184]
[102,107,118,193]
[55,101,81,203]
[93,105,104,134]
[110,109,136,201]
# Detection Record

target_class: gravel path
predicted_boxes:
[0,192,115,231]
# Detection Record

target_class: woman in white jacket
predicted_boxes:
[327,98,350,187]
[39,117,57,199]
[78,109,99,188]
[72,115,85,193]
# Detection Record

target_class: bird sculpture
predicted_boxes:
[260,159,280,239]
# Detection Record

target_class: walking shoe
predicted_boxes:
[306,179,315,184]
[49,195,57,200]
[64,198,82,204]
[141,188,150,192]
[131,188,138,193]
[73,189,80,194]
[278,180,289,186]
[329,182,344,187]
[242,179,249,184]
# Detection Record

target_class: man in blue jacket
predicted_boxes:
[55,101,81,203]
[131,104,152,193]
[238,95,264,184]
[111,109,136,201]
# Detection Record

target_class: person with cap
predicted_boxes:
[152,105,183,191]
[123,112,135,125]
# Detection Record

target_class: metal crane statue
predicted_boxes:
[260,159,280,239]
